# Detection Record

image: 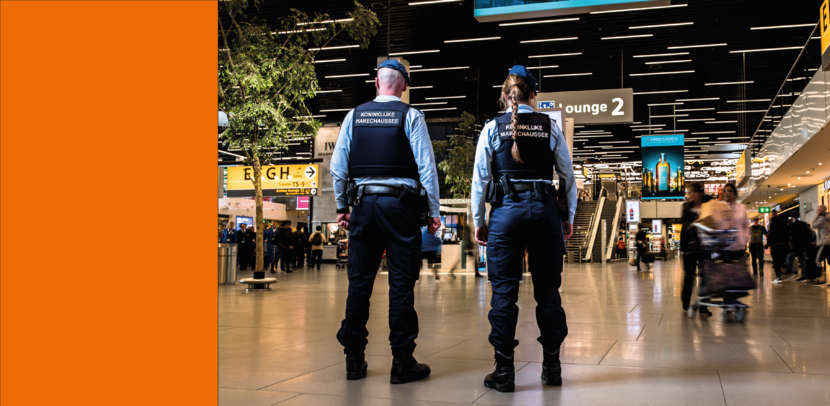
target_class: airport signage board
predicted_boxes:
[641,135,685,200]
[822,0,830,70]
[735,149,749,186]
[626,200,640,223]
[474,0,670,22]
[227,164,319,197]
[536,88,633,124]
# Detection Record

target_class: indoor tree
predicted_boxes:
[218,0,379,276]
[432,112,477,199]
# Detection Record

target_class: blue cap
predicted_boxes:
[508,65,537,95]
[378,59,412,86]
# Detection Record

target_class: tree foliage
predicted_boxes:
[218,0,379,273]
[433,112,478,199]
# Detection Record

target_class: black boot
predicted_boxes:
[484,350,515,392]
[390,353,430,384]
[345,353,367,380]
[541,347,562,386]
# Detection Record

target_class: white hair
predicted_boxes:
[378,67,404,88]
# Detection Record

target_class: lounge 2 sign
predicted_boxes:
[536,88,634,124]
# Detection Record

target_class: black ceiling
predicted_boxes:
[222,0,824,162]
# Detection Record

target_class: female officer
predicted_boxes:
[471,66,576,392]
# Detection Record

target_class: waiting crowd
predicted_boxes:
[219,220,328,272]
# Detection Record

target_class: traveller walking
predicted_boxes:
[330,59,441,384]
[722,183,749,261]
[471,65,576,392]
[237,223,255,271]
[220,222,236,244]
[276,220,294,273]
[680,183,712,315]
[768,210,791,283]
[293,226,307,269]
[308,226,326,270]
[634,228,647,271]
[749,218,768,277]
[264,222,273,271]
[265,222,278,273]
[616,238,626,259]
[812,205,830,277]
[790,217,813,281]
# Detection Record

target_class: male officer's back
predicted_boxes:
[330,59,441,384]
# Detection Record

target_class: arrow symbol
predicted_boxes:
[305,166,316,179]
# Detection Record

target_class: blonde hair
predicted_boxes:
[499,75,534,163]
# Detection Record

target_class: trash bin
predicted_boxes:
[219,243,238,285]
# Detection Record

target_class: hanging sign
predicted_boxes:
[535,89,634,124]
[227,164,319,197]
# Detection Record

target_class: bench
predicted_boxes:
[238,278,278,292]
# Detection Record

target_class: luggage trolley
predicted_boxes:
[336,239,349,269]
[687,224,755,322]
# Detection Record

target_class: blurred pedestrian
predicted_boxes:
[220,222,236,244]
[309,226,326,270]
[748,217,767,277]
[768,210,791,283]
[237,223,255,271]
[722,183,749,261]
[681,183,712,315]
[293,226,307,268]
[811,205,830,281]
[277,220,294,273]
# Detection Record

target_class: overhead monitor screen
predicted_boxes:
[641,134,685,200]
[536,108,564,134]
[474,0,671,22]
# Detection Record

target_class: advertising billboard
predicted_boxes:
[652,219,662,234]
[626,200,640,223]
[474,0,670,22]
[641,135,685,200]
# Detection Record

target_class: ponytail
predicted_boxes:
[499,75,534,163]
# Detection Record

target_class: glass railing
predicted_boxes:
[739,23,829,201]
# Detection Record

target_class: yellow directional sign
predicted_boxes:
[227,164,319,197]
[822,0,830,70]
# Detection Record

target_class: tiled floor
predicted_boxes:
[219,259,830,406]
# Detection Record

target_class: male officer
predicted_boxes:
[331,59,441,384]
[237,223,255,271]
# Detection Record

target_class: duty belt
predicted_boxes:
[361,185,402,196]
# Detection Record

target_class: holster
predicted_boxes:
[347,181,364,206]
[401,184,429,226]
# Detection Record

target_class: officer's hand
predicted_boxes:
[427,217,441,234]
[475,226,489,246]
[337,213,351,229]
[563,222,574,240]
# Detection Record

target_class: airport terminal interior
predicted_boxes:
[218,0,830,405]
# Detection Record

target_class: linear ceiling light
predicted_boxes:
[420,107,458,111]
[726,99,770,103]
[675,108,715,111]
[313,58,346,63]
[650,114,689,117]
[634,90,687,95]
[590,3,687,13]
[630,124,665,127]
[705,81,753,85]
[410,66,469,72]
[667,43,727,49]
[633,52,689,58]
[630,22,693,29]
[717,110,767,113]
[425,95,466,100]
[675,97,720,101]
[388,50,440,56]
[647,102,683,106]
[500,17,579,26]
[528,52,582,58]
[316,90,342,93]
[408,86,433,89]
[294,115,326,118]
[277,28,326,34]
[409,0,462,5]
[526,65,559,69]
[411,102,447,106]
[325,73,369,78]
[520,37,578,43]
[319,108,353,112]
[630,70,694,76]
[444,37,500,43]
[645,59,692,64]
[705,121,738,124]
[308,45,360,51]
[297,18,353,26]
[751,23,816,30]
[599,141,629,143]
[730,46,803,53]
[601,34,653,40]
[677,118,715,122]
[654,129,688,132]
[543,72,592,77]
[364,80,374,83]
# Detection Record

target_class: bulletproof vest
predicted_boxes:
[492,112,554,180]
[348,100,419,180]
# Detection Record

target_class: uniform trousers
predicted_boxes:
[336,194,422,356]
[486,190,568,353]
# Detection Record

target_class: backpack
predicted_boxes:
[311,232,323,245]
[750,226,764,244]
